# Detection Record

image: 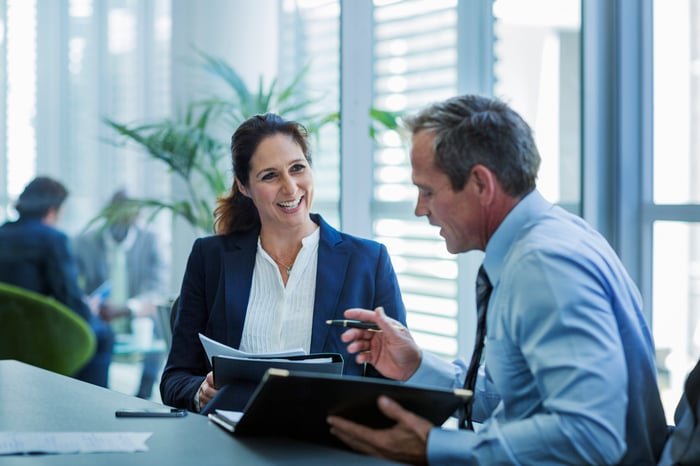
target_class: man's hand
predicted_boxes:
[327,395,432,465]
[98,302,131,322]
[127,296,158,317]
[341,307,422,381]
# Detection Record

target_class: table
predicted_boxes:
[0,360,402,465]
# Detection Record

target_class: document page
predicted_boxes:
[198,333,306,365]
[0,432,152,455]
[207,410,244,433]
[215,410,243,423]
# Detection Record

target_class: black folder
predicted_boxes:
[208,368,472,448]
[212,352,344,388]
[202,353,344,414]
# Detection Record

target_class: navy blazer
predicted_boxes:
[0,218,92,321]
[161,214,406,411]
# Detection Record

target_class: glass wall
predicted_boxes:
[494,0,580,213]
[371,0,580,360]
[279,0,341,227]
[1,1,698,419]
[372,0,460,358]
[1,0,172,234]
[652,0,700,420]
[0,0,583,365]
[4,0,36,209]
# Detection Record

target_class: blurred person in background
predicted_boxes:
[74,189,168,399]
[0,176,114,387]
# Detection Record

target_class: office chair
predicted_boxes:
[155,296,178,351]
[658,356,700,465]
[0,281,96,376]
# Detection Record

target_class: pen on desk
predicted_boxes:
[326,319,381,332]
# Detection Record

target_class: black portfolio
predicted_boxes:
[208,368,472,448]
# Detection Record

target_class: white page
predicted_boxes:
[0,432,152,455]
[217,355,334,364]
[215,409,244,423]
[198,333,306,365]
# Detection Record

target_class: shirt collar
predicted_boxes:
[104,225,137,251]
[482,189,551,287]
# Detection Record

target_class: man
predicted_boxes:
[74,189,167,399]
[0,177,114,387]
[327,95,668,464]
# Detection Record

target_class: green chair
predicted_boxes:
[0,282,96,376]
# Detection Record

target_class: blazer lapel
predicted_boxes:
[310,218,350,352]
[223,231,257,349]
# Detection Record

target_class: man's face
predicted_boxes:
[410,130,486,254]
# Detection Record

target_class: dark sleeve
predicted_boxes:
[372,243,407,327]
[160,239,210,411]
[364,243,406,378]
[322,238,407,378]
[44,232,93,322]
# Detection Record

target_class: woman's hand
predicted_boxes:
[197,371,218,410]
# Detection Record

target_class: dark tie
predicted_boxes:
[459,265,492,430]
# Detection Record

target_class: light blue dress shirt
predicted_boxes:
[409,190,667,465]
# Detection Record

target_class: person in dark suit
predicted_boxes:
[74,189,167,399]
[0,177,114,387]
[160,113,407,412]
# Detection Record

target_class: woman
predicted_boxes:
[160,113,407,412]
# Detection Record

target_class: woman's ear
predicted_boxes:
[235,178,250,198]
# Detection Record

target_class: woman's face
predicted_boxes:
[238,133,314,232]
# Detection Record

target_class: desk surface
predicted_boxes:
[0,360,402,465]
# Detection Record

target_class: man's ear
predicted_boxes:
[470,164,497,204]
[42,206,59,226]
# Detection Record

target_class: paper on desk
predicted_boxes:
[216,409,244,423]
[0,432,152,456]
[198,333,305,365]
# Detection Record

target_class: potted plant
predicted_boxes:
[99,51,401,234]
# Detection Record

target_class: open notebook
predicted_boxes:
[208,368,472,448]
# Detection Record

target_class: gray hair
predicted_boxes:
[403,94,540,197]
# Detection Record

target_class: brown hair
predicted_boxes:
[213,113,311,235]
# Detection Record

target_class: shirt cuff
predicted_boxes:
[193,388,201,413]
[408,350,466,390]
[427,427,479,465]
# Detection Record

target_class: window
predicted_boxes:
[494,0,581,214]
[0,0,172,281]
[652,0,700,420]
[3,3,693,418]
[370,0,581,361]
[279,0,341,227]
[3,0,36,216]
[64,0,172,236]
[372,0,461,358]
[0,0,171,237]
